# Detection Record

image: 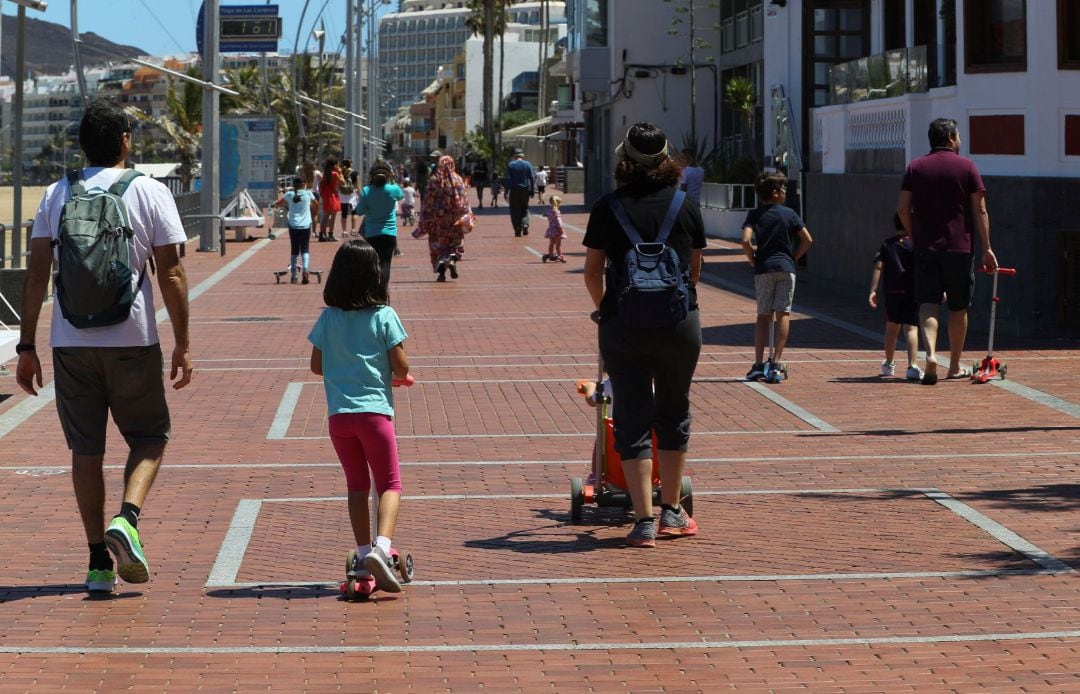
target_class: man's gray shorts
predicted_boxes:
[53,345,171,456]
[754,271,796,314]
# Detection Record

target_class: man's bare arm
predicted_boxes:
[153,243,193,389]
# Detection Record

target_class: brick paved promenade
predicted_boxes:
[2,193,1079,691]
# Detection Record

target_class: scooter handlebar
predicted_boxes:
[392,374,416,387]
[980,266,1016,276]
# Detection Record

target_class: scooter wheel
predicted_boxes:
[681,475,693,518]
[344,580,357,601]
[399,552,415,583]
[1000,364,1007,379]
[570,477,584,523]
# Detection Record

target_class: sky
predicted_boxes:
[1,0,394,58]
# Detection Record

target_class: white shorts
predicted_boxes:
[754,272,795,314]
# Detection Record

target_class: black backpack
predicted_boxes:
[53,169,146,329]
[605,189,690,330]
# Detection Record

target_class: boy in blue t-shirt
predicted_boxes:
[869,213,923,380]
[741,172,813,380]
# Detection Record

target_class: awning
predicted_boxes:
[501,115,553,138]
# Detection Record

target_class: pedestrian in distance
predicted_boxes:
[471,158,489,208]
[583,121,705,548]
[506,148,535,236]
[318,156,343,242]
[339,160,359,237]
[741,171,813,381]
[678,148,705,207]
[542,195,567,263]
[355,159,405,300]
[896,117,998,385]
[399,178,418,226]
[273,176,319,284]
[412,155,475,282]
[869,213,924,381]
[15,95,193,594]
[489,174,501,208]
[308,240,410,594]
[535,165,549,199]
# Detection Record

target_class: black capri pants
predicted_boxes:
[599,309,702,460]
[365,233,397,297]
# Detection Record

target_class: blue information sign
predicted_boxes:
[197,3,281,55]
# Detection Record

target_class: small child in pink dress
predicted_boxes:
[543,195,567,263]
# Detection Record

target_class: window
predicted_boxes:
[1061,0,1080,68]
[586,0,608,47]
[965,0,1026,72]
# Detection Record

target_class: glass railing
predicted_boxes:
[828,44,955,106]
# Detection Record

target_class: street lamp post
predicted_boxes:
[10,0,49,268]
[313,27,326,161]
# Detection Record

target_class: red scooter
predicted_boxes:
[971,267,1017,384]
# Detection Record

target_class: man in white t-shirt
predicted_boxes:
[16,96,193,594]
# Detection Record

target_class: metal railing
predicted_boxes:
[700,183,757,211]
[1,191,203,269]
[0,220,33,270]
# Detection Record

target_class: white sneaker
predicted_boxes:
[906,365,924,381]
[880,361,895,377]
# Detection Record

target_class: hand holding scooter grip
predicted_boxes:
[392,374,415,387]
[980,266,1016,276]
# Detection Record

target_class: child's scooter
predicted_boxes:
[762,314,788,384]
[340,374,416,601]
[971,267,1017,384]
[569,357,693,523]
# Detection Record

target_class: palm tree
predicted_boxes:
[724,76,756,163]
[125,68,203,189]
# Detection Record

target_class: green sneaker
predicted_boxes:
[85,567,117,593]
[104,516,150,584]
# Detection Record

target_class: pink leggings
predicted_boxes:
[328,413,403,494]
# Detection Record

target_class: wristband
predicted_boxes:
[15,343,35,355]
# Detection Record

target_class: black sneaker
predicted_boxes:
[746,362,766,381]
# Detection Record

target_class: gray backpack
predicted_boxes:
[53,169,145,329]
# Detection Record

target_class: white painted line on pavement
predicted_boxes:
[205,499,263,586]
[993,379,1080,419]
[919,489,1077,574]
[16,630,1080,655]
[218,567,1063,589]
[0,383,54,439]
[524,246,543,257]
[185,238,273,304]
[744,381,840,432]
[205,486,1073,590]
[10,450,1080,474]
[285,430,811,441]
[267,382,305,440]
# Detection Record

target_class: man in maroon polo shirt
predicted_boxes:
[896,118,998,385]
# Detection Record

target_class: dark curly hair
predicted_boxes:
[613,122,682,189]
[79,96,131,167]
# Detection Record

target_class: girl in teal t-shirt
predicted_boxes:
[355,160,404,298]
[307,239,411,593]
[273,176,318,283]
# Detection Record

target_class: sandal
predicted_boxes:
[921,370,939,386]
[946,367,972,380]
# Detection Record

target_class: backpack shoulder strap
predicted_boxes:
[66,169,85,196]
[604,192,644,245]
[655,189,686,245]
[108,169,143,197]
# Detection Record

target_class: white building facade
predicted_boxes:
[562,0,721,203]
[379,0,564,128]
